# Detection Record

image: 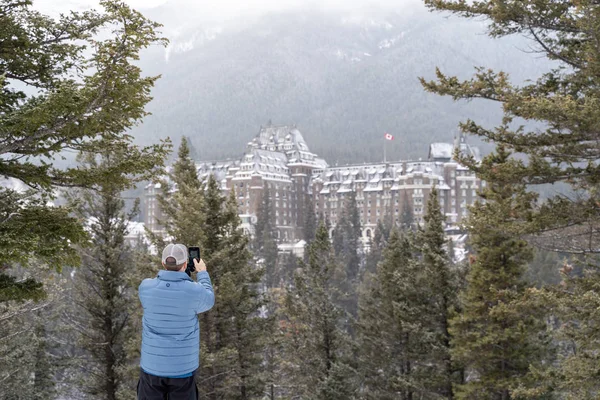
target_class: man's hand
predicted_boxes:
[193,258,207,272]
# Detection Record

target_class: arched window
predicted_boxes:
[366,229,372,238]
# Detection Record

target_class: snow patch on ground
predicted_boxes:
[333,48,366,63]
[165,27,223,62]
[378,32,406,49]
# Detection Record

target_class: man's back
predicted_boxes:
[139,270,214,377]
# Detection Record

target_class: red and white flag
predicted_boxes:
[384,133,394,141]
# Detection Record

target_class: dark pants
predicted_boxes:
[137,368,198,400]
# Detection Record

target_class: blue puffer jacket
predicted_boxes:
[139,270,214,377]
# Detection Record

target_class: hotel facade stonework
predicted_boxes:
[144,124,483,245]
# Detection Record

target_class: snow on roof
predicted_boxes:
[429,143,453,160]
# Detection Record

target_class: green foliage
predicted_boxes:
[357,229,424,399]
[364,222,386,276]
[358,190,461,399]
[421,0,600,256]
[400,191,414,231]
[0,271,45,302]
[304,197,318,245]
[344,193,362,281]
[0,0,170,300]
[332,194,362,323]
[66,152,140,400]
[415,188,460,398]
[523,248,562,288]
[153,136,205,248]
[422,1,600,397]
[515,264,600,400]
[282,224,356,399]
[449,147,548,400]
[118,240,161,400]
[0,269,64,399]
[156,141,268,399]
[254,186,279,289]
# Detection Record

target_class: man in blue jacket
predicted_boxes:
[137,243,215,399]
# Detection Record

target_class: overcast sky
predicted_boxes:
[33,0,425,22]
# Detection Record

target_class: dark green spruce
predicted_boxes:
[154,140,268,399]
[67,152,143,400]
[449,147,547,400]
[416,188,460,398]
[0,0,169,299]
[282,224,356,399]
[357,229,422,399]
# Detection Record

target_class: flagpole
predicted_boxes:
[384,140,387,163]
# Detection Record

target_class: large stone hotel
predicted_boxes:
[144,124,483,246]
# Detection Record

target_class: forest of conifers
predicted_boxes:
[2,0,600,399]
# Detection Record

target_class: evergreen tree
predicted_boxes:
[331,194,361,282]
[357,229,425,399]
[364,224,385,276]
[331,194,361,319]
[523,249,562,289]
[421,0,600,263]
[154,137,205,248]
[0,272,62,399]
[304,197,318,245]
[400,192,414,231]
[118,240,161,400]
[254,186,279,289]
[515,259,600,399]
[449,147,547,399]
[282,224,356,399]
[332,212,347,257]
[421,2,600,397]
[207,189,269,399]
[0,0,169,299]
[155,147,268,399]
[31,323,56,400]
[416,187,459,398]
[67,151,140,400]
[346,193,362,281]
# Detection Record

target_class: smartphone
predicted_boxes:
[186,246,201,276]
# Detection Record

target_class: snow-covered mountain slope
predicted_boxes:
[132,8,553,163]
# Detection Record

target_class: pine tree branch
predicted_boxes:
[527,26,583,69]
